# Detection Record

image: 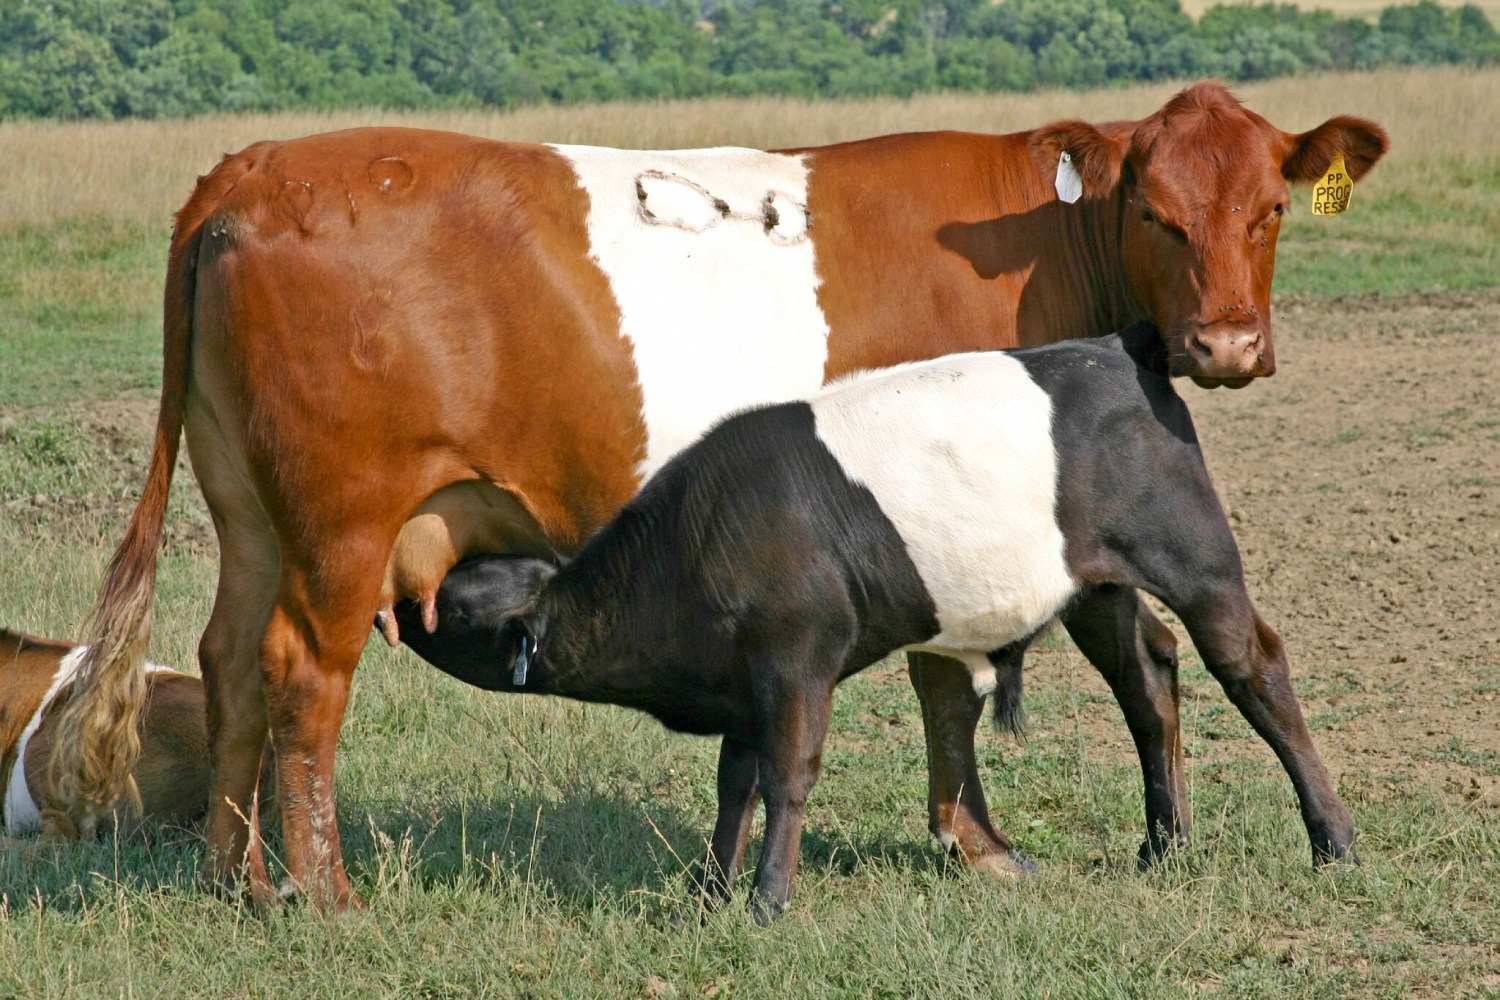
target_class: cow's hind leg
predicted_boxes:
[1176,590,1356,865]
[197,506,281,905]
[1063,585,1189,864]
[908,651,1030,877]
[261,533,393,911]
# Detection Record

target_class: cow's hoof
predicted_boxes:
[276,877,368,914]
[971,849,1036,880]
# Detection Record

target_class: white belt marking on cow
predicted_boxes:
[635,170,810,244]
[3,647,178,836]
[553,145,830,480]
[812,354,1077,653]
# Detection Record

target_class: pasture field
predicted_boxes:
[2,66,1498,996]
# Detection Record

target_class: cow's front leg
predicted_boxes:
[907,650,1032,878]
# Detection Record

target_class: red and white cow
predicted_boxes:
[52,82,1386,908]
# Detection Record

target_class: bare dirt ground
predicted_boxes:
[1028,289,1500,813]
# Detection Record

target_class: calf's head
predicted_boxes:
[1031,82,1388,388]
[394,555,556,689]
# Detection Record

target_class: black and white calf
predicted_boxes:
[396,322,1355,920]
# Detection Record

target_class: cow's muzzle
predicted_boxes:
[1170,322,1274,389]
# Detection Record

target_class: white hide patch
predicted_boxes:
[3,647,177,836]
[812,354,1077,657]
[552,145,830,479]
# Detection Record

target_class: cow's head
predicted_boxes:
[1031,83,1387,388]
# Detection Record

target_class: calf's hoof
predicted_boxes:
[1312,826,1360,867]
[748,890,788,926]
[1137,832,1190,869]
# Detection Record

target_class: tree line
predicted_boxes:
[1,0,1495,120]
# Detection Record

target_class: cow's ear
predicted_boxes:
[1029,121,1126,199]
[1282,116,1389,183]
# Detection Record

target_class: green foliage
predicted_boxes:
[0,0,1496,119]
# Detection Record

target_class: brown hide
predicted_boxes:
[51,84,1386,907]
[1,630,209,839]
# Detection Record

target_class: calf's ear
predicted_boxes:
[1282,116,1389,183]
[1029,120,1126,200]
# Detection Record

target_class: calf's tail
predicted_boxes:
[990,647,1025,742]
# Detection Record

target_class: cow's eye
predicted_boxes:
[1140,210,1155,223]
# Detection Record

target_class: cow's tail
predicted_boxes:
[49,153,251,834]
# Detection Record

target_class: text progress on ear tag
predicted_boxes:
[1055,151,1083,204]
[513,634,534,686]
[1310,154,1353,216]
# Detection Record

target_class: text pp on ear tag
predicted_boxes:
[1310,154,1353,216]
[1055,151,1083,204]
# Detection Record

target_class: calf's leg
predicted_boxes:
[696,736,760,907]
[1177,591,1355,864]
[907,651,1030,877]
[1063,586,1190,863]
[750,677,835,924]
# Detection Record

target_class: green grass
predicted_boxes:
[2,613,1496,997]
[0,218,165,409]
[3,483,1498,994]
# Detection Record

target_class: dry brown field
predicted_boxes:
[1179,0,1500,21]
[4,66,1498,232]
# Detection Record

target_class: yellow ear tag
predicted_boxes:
[1310,154,1353,216]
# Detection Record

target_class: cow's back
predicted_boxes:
[181,128,650,553]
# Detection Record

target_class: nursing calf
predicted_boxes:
[397,324,1353,920]
[1,630,208,841]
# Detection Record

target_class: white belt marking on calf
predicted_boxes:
[813,354,1078,653]
[553,145,830,480]
[3,647,178,836]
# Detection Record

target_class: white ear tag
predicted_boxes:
[513,633,534,686]
[1055,151,1083,204]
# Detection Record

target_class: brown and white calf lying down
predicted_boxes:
[1,630,208,840]
[396,323,1354,921]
